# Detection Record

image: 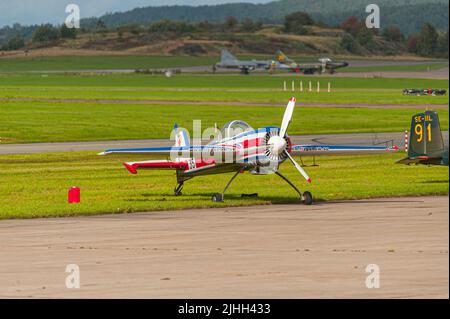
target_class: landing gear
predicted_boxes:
[174,182,183,196]
[212,193,224,202]
[211,169,242,202]
[275,171,313,205]
[302,191,313,205]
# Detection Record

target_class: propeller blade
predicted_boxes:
[279,97,296,137]
[285,151,311,183]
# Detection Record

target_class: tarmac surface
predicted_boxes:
[0,196,447,298]
[3,132,444,155]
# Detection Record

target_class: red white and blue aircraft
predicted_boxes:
[99,98,398,204]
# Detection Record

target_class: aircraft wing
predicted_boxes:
[99,146,190,156]
[98,145,237,156]
[291,144,399,156]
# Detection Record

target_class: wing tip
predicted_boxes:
[307,178,312,184]
[123,162,138,174]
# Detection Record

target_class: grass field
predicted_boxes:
[1,101,447,143]
[1,73,448,89]
[1,88,448,106]
[0,73,448,144]
[0,151,447,219]
[341,62,449,73]
[0,56,219,72]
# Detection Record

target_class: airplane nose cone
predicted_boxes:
[268,135,287,155]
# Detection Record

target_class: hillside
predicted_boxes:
[81,0,449,35]
[0,25,421,60]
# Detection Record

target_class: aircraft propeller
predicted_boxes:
[267,97,311,183]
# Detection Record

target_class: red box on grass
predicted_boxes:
[68,187,80,204]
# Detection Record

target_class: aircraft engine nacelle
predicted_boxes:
[246,131,292,175]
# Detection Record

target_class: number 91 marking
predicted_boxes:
[415,123,432,142]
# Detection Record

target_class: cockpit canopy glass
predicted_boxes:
[221,120,254,138]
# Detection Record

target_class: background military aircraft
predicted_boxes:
[215,49,271,74]
[274,50,349,74]
[397,110,449,166]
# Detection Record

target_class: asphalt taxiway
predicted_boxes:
[0,196,447,298]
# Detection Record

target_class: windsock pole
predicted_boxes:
[300,81,303,92]
[283,81,286,92]
[292,81,295,92]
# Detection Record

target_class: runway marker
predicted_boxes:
[317,82,320,93]
[283,81,286,92]
[404,130,409,152]
[328,82,331,93]
[309,81,312,92]
[292,81,295,92]
[300,81,303,92]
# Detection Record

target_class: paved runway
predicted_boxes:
[1,132,436,155]
[0,196,447,298]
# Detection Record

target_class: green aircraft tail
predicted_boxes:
[397,111,448,165]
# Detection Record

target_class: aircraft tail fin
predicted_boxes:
[173,123,190,147]
[275,50,292,64]
[220,49,238,63]
[397,111,445,164]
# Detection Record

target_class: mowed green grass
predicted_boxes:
[0,56,219,72]
[341,62,449,73]
[1,73,448,89]
[0,151,447,219]
[1,101,447,143]
[1,88,447,105]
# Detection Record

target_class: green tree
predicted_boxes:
[60,24,77,39]
[417,23,438,56]
[284,11,314,35]
[437,30,449,57]
[32,24,60,43]
[3,35,25,50]
[241,17,255,31]
[356,27,374,46]
[225,16,238,31]
[95,19,107,33]
[340,33,360,54]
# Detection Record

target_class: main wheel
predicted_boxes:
[212,193,224,202]
[302,191,313,205]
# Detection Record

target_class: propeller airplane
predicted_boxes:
[99,98,398,204]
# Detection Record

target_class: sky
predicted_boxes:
[0,0,273,27]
